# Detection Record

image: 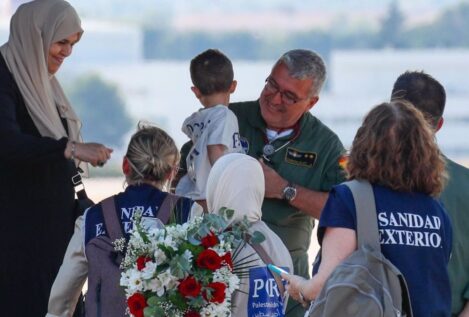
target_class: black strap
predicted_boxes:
[247,236,286,296]
[70,165,91,201]
[158,192,180,224]
[101,196,124,241]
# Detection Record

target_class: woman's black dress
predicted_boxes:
[0,55,78,316]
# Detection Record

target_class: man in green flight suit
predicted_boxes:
[229,49,346,316]
[391,71,469,317]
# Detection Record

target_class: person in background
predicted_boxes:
[175,48,243,211]
[46,124,202,317]
[227,49,346,316]
[392,71,469,317]
[206,153,293,317]
[0,0,112,315]
[283,101,452,317]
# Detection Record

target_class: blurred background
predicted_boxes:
[1,0,468,181]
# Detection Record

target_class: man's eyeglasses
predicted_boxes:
[263,77,305,105]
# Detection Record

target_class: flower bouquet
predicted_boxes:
[117,208,263,317]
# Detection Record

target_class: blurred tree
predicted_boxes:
[378,0,404,48]
[67,74,132,148]
[403,2,469,48]
[142,1,469,60]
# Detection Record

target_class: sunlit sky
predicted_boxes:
[1,0,466,33]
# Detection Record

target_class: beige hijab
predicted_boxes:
[206,153,264,225]
[0,0,83,142]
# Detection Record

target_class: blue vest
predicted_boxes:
[84,184,193,245]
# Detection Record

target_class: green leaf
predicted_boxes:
[146,295,160,306]
[224,208,235,220]
[169,292,188,310]
[169,254,191,278]
[144,306,159,317]
[250,231,266,244]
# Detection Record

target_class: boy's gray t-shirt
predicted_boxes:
[176,105,243,200]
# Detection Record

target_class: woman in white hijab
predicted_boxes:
[206,153,293,317]
[0,1,112,315]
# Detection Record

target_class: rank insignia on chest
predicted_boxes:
[285,147,317,167]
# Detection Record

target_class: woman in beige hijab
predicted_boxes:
[0,0,112,315]
[206,153,293,317]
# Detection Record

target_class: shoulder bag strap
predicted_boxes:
[158,192,181,224]
[101,196,124,241]
[247,238,286,295]
[343,179,380,251]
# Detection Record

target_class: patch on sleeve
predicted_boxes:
[285,147,317,167]
[239,136,250,154]
[338,154,348,170]
[248,267,286,317]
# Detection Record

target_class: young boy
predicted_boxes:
[175,49,243,211]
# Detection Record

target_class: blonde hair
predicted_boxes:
[125,122,179,187]
[347,101,447,196]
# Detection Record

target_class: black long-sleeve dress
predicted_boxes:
[0,54,78,316]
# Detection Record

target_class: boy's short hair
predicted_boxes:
[190,49,234,95]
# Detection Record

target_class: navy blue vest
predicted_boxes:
[84,184,193,245]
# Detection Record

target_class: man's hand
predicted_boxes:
[259,158,287,199]
[259,158,327,219]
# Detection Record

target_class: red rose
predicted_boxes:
[136,256,152,271]
[178,276,202,298]
[203,282,227,304]
[184,311,201,317]
[222,252,233,270]
[127,293,147,317]
[201,231,219,248]
[196,249,222,271]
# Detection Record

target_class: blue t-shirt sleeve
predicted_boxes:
[317,184,357,244]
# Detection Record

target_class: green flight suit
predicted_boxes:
[440,158,469,316]
[229,100,346,317]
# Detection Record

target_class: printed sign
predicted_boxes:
[248,267,285,317]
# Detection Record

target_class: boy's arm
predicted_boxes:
[46,216,88,317]
[171,141,193,192]
[207,144,227,165]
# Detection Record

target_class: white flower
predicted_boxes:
[141,261,157,280]
[124,269,144,294]
[182,249,193,263]
[153,248,167,265]
[201,302,230,317]
[159,270,179,290]
[227,274,240,294]
[144,276,163,294]
[213,267,240,295]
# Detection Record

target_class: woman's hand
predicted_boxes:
[281,273,318,307]
[65,141,113,167]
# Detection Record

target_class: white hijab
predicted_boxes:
[206,153,264,225]
[0,0,83,142]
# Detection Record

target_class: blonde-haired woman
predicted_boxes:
[283,101,452,317]
[0,0,112,315]
[47,123,202,317]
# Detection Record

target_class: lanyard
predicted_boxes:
[261,122,301,163]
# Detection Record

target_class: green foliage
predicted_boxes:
[142,2,469,62]
[403,3,469,48]
[169,253,192,279]
[67,73,132,148]
[378,0,405,48]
